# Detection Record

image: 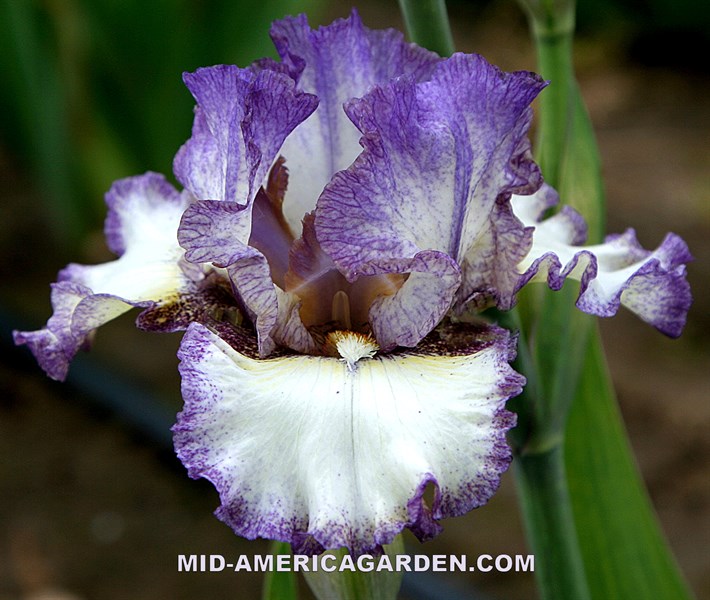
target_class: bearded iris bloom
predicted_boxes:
[15,12,691,555]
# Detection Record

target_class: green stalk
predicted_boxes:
[514,446,590,600]
[510,4,594,599]
[520,0,576,190]
[509,292,594,600]
[303,537,405,600]
[397,0,455,57]
[522,0,605,239]
[262,542,299,600]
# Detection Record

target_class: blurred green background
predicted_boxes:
[0,0,329,245]
[1,1,708,599]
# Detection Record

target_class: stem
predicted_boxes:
[262,541,298,600]
[397,0,455,57]
[514,445,591,600]
[522,1,576,188]
[512,3,595,600]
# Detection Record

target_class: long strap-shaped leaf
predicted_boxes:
[566,330,693,599]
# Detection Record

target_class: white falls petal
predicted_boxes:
[175,322,523,555]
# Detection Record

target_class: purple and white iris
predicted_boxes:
[15,12,691,555]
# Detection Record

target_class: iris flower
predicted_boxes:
[15,12,691,555]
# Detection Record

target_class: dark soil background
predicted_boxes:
[1,1,708,599]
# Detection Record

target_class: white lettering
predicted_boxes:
[516,554,535,572]
[209,555,225,572]
[233,555,251,572]
[376,554,394,572]
[277,554,291,571]
[175,552,535,573]
[450,554,466,571]
[357,555,374,572]
[321,554,337,573]
[432,555,447,572]
[414,555,430,571]
[253,555,273,571]
[396,554,412,572]
[477,554,493,572]
[293,555,310,572]
[340,554,356,572]
[495,555,513,572]
[177,555,197,572]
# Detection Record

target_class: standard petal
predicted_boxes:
[14,173,196,380]
[270,10,442,230]
[174,65,317,206]
[174,321,524,555]
[512,186,693,337]
[316,55,545,345]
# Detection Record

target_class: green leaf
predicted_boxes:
[565,330,694,600]
[557,83,605,242]
[262,541,298,600]
[397,0,455,56]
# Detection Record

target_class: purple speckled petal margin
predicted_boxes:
[174,65,317,206]
[512,185,693,337]
[14,173,195,380]
[271,10,442,231]
[174,320,524,555]
[14,281,94,381]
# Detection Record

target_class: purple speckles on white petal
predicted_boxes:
[271,10,442,230]
[316,54,545,344]
[174,321,523,555]
[14,173,194,379]
[175,64,317,206]
[13,281,92,381]
[512,186,693,336]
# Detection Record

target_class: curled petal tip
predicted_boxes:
[512,186,693,335]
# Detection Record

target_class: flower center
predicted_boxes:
[326,330,379,371]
